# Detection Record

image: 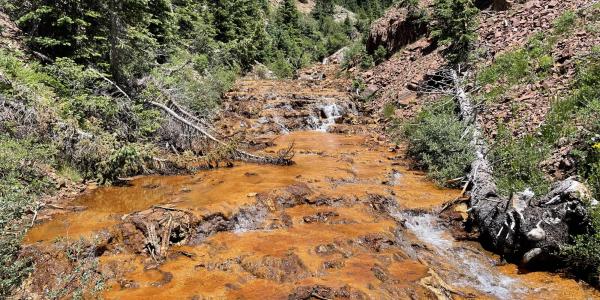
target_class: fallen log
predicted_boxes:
[93,69,293,166]
[449,69,593,267]
[148,101,293,165]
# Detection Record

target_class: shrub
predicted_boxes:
[373,45,388,65]
[477,33,557,101]
[342,42,374,70]
[562,204,600,285]
[94,143,153,184]
[269,51,295,78]
[553,11,577,35]
[490,127,550,196]
[0,136,55,297]
[401,101,474,187]
[383,102,396,119]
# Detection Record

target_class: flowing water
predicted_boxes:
[317,103,342,132]
[23,66,600,299]
[24,132,600,300]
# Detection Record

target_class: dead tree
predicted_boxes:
[422,68,593,267]
[95,70,294,166]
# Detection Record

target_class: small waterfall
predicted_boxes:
[317,103,342,132]
[393,212,527,299]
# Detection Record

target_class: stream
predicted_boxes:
[24,132,600,299]
[23,66,600,299]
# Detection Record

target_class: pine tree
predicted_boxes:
[277,0,300,30]
[313,0,335,22]
[431,0,479,64]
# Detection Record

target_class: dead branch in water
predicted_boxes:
[92,69,294,166]
[148,100,293,165]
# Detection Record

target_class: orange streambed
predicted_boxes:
[25,132,600,299]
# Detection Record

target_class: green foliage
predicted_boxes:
[490,127,550,196]
[0,136,55,297]
[5,0,174,85]
[401,101,474,187]
[342,41,374,70]
[313,0,335,22]
[533,51,600,200]
[431,0,479,64]
[338,0,395,21]
[44,238,106,299]
[477,33,556,101]
[373,45,388,65]
[97,144,150,184]
[553,10,577,35]
[556,56,600,197]
[382,102,396,118]
[269,52,296,78]
[562,204,600,285]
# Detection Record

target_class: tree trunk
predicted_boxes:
[451,70,592,267]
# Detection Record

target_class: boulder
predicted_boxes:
[322,46,349,65]
[472,177,593,268]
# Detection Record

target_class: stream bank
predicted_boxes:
[20,65,600,299]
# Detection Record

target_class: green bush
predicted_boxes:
[553,11,577,35]
[373,45,388,65]
[562,204,600,285]
[559,52,600,286]
[0,136,55,297]
[342,42,374,70]
[401,101,474,187]
[269,52,295,78]
[490,127,550,196]
[431,0,479,64]
[477,33,557,101]
[96,144,149,184]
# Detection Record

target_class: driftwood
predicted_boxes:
[429,69,593,267]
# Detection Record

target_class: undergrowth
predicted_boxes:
[399,100,474,188]
[0,136,55,297]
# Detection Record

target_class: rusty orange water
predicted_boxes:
[25,131,600,299]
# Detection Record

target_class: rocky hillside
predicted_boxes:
[363,0,592,123]
[359,0,600,285]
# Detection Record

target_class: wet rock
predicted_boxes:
[260,183,314,209]
[359,233,396,252]
[303,211,340,223]
[288,284,368,300]
[119,279,139,289]
[315,243,337,256]
[240,252,311,283]
[372,264,389,282]
[323,259,345,269]
[195,257,241,272]
[267,212,294,229]
[473,177,593,268]
[367,194,398,214]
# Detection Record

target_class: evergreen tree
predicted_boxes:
[431,0,479,64]
[313,0,335,22]
[209,0,270,67]
[277,0,300,30]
